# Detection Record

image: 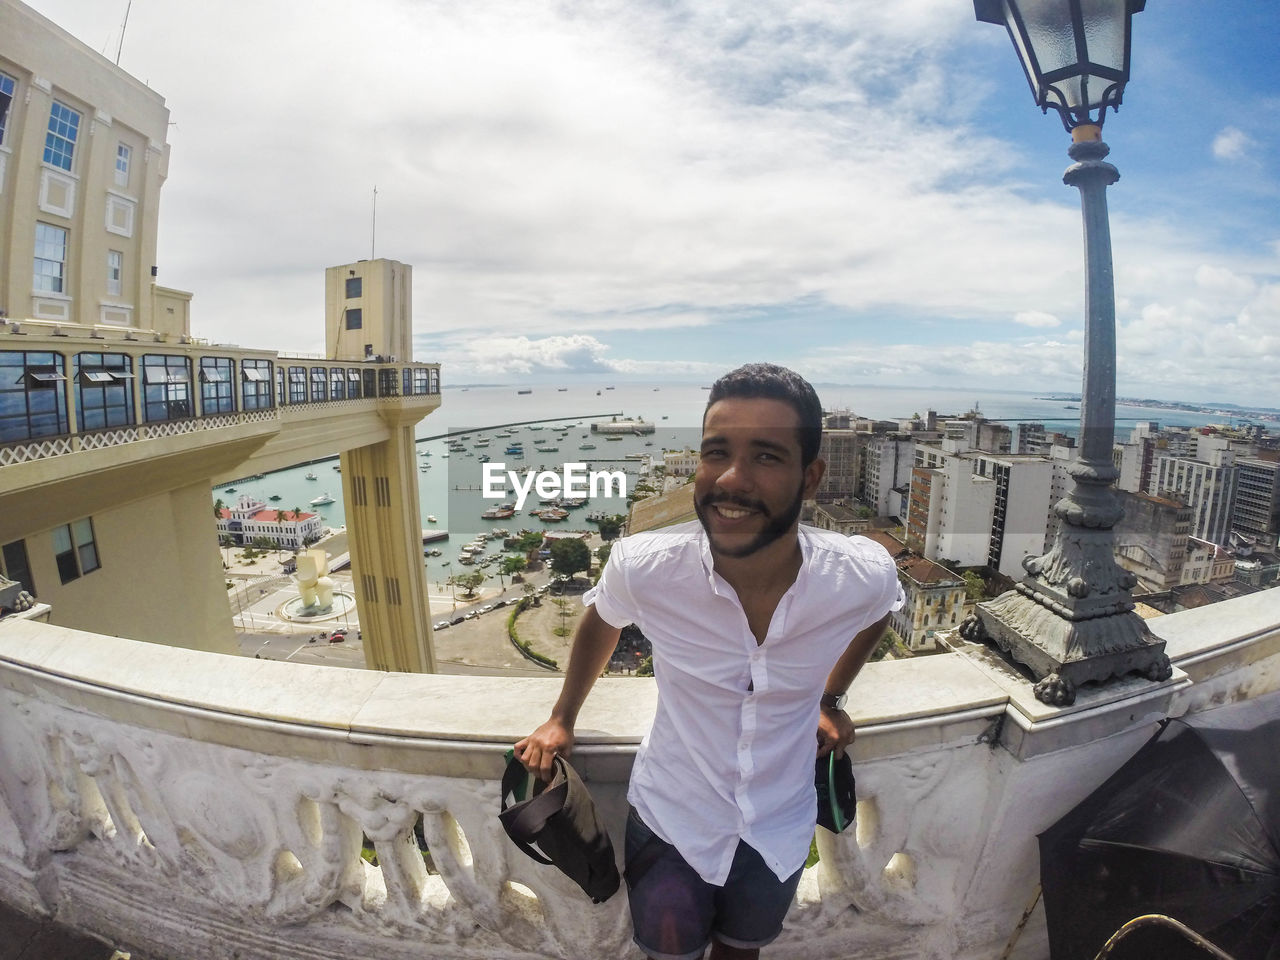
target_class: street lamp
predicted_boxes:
[962,0,1171,706]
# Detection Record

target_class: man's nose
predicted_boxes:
[715,457,753,492]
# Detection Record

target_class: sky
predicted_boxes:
[25,0,1280,406]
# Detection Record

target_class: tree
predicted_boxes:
[597,514,625,542]
[517,530,545,554]
[522,581,540,606]
[499,555,527,586]
[213,498,225,518]
[962,570,986,602]
[549,537,591,580]
[457,571,486,598]
[596,542,613,568]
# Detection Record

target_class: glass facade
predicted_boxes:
[141,354,192,422]
[0,351,68,443]
[241,359,274,410]
[74,353,135,430]
[200,357,236,415]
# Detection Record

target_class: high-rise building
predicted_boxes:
[1147,450,1238,546]
[1232,457,1280,546]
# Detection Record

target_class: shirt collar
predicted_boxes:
[697,524,814,600]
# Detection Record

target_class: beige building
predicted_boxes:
[0,3,441,672]
[862,529,966,652]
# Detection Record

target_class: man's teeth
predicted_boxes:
[716,505,751,519]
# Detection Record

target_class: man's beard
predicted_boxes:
[695,478,806,559]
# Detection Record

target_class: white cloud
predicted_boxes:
[17,1,1279,406]
[1212,126,1254,162]
[1013,311,1060,328]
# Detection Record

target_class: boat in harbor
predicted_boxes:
[532,506,569,522]
[268,495,282,501]
[305,472,317,480]
[427,515,438,523]
[535,445,559,453]
[517,388,532,395]
[482,504,516,520]
[579,442,596,450]
[225,487,237,493]
[309,493,334,506]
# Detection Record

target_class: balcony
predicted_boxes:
[0,591,1276,960]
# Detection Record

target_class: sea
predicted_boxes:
[212,380,1246,575]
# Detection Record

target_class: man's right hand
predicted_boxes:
[514,718,575,782]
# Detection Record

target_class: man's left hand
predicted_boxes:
[817,706,854,758]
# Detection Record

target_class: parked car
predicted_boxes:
[479,604,494,614]
[464,611,478,620]
[492,599,508,608]
[450,615,465,625]
[434,621,450,631]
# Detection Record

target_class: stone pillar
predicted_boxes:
[342,411,436,673]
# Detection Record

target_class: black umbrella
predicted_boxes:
[1039,688,1280,960]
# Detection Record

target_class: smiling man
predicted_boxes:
[515,363,903,960]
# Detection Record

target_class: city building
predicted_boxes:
[810,502,869,537]
[862,529,966,652]
[863,433,914,519]
[1181,537,1237,586]
[1232,457,1280,545]
[662,447,698,477]
[815,425,862,502]
[1147,449,1238,546]
[907,445,1052,580]
[215,495,322,550]
[1113,491,1191,593]
[0,3,441,669]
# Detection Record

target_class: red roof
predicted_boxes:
[218,509,314,522]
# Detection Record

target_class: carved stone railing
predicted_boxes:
[0,593,1276,960]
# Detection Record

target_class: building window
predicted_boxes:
[379,367,399,397]
[347,369,361,399]
[106,250,123,296]
[199,357,236,415]
[345,308,362,330]
[0,351,68,443]
[44,101,81,171]
[310,366,328,403]
[52,518,99,584]
[287,366,307,405]
[141,354,192,422]
[115,143,131,187]
[330,367,346,400]
[0,72,15,146]
[413,367,431,395]
[34,223,68,293]
[2,539,35,597]
[345,276,361,298]
[74,352,135,430]
[240,358,273,410]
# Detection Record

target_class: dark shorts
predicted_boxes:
[624,806,803,960]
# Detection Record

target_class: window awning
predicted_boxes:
[144,367,188,384]
[78,370,116,384]
[241,367,266,381]
[288,371,306,382]
[199,368,225,383]
[21,370,66,386]
[347,370,361,381]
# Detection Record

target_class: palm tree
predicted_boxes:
[213,497,225,518]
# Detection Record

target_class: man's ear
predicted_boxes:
[803,457,825,499]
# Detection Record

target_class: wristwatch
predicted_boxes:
[820,691,848,711]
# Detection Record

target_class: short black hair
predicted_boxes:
[704,363,823,466]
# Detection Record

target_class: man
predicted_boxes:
[515,363,903,960]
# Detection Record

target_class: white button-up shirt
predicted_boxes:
[585,521,904,884]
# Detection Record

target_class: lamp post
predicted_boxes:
[963,0,1171,706]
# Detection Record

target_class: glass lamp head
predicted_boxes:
[974,0,1145,131]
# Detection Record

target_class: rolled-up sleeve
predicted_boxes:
[582,543,639,629]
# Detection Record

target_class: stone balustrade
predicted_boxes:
[0,590,1277,960]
